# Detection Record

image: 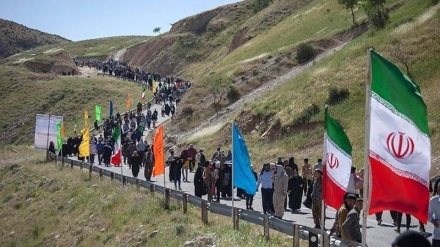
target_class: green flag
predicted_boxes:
[56,121,62,151]
[95,105,102,121]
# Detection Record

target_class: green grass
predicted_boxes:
[0,148,293,247]
[0,66,153,144]
[175,0,440,172]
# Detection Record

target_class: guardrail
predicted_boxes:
[53,156,361,247]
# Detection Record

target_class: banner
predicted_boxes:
[34,114,63,150]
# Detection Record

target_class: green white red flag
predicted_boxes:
[141,87,146,100]
[368,50,430,223]
[110,124,122,166]
[323,106,352,209]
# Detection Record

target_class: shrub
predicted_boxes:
[293,103,321,125]
[252,0,272,13]
[227,86,241,103]
[181,105,194,116]
[326,87,350,105]
[296,43,315,64]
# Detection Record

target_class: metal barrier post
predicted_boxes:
[233,208,239,230]
[183,194,188,214]
[165,189,170,208]
[89,165,92,179]
[149,184,155,194]
[111,172,114,180]
[71,160,74,168]
[136,179,140,191]
[293,224,300,247]
[264,215,270,240]
[99,169,103,177]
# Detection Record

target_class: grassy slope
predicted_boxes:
[180,0,440,170]
[246,1,440,167]
[0,146,293,247]
[0,65,152,144]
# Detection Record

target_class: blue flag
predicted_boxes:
[109,100,113,116]
[232,123,257,195]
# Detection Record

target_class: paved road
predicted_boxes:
[70,102,434,247]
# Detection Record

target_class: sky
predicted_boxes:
[0,0,242,41]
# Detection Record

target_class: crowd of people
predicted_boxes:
[51,58,438,246]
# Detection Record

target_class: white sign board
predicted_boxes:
[34,114,63,150]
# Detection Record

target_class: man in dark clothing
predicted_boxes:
[103,142,113,167]
[131,151,142,178]
[96,139,104,165]
[143,146,154,181]
[288,157,299,172]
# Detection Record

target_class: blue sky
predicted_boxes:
[0,0,241,41]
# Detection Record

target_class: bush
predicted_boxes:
[181,105,194,116]
[326,87,350,105]
[296,43,315,64]
[293,103,320,125]
[227,86,241,103]
[253,0,272,13]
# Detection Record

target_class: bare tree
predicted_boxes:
[390,39,413,79]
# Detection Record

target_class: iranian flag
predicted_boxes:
[368,50,430,223]
[110,124,122,166]
[141,87,146,100]
[323,106,352,210]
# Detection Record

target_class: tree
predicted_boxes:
[338,0,359,25]
[153,27,161,34]
[361,0,389,28]
[390,39,413,79]
[208,78,231,114]
[252,0,273,13]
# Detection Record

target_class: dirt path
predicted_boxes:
[77,67,98,78]
[176,42,348,143]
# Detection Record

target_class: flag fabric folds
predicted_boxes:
[153,126,164,177]
[368,50,430,223]
[95,105,102,121]
[110,124,122,166]
[78,127,90,157]
[126,94,132,108]
[323,106,352,209]
[109,100,113,116]
[56,121,62,151]
[141,87,146,100]
[232,123,257,196]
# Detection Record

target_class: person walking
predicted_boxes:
[257,163,275,215]
[194,163,205,198]
[302,158,313,194]
[311,168,323,228]
[143,146,154,181]
[272,164,288,219]
[341,197,363,243]
[131,151,142,178]
[288,169,305,212]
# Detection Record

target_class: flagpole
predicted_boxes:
[61,118,64,164]
[361,48,373,247]
[321,106,328,246]
[231,122,235,220]
[119,122,123,184]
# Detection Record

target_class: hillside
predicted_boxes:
[0,0,439,172]
[0,146,291,247]
[0,19,70,59]
[123,0,440,171]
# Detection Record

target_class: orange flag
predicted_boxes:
[126,94,132,108]
[152,126,164,177]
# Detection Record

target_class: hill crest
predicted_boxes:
[0,18,70,59]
